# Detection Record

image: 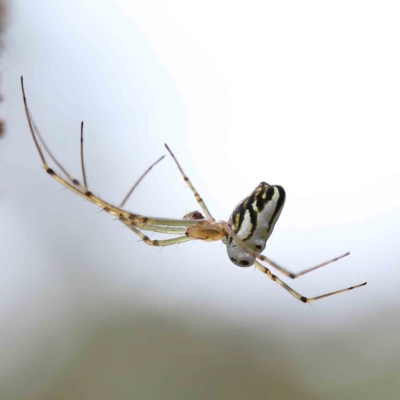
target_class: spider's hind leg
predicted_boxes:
[221,221,356,280]
[254,261,367,303]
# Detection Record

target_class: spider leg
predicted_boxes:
[255,252,352,279]
[78,119,165,207]
[164,143,215,223]
[119,155,165,207]
[254,261,367,303]
[31,115,78,185]
[84,123,193,241]
[21,77,198,228]
[78,118,173,228]
[122,220,187,234]
[221,222,366,281]
[123,221,192,246]
[79,121,88,190]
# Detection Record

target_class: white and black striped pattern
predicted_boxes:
[226,182,285,267]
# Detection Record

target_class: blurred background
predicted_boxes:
[1,1,400,399]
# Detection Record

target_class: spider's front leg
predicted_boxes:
[164,144,215,223]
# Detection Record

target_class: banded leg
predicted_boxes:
[165,144,215,223]
[24,85,193,244]
[256,252,351,279]
[254,261,367,303]
[221,222,362,281]
[21,77,199,228]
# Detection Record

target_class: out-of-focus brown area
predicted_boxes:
[0,0,6,138]
[0,0,5,33]
[1,298,400,400]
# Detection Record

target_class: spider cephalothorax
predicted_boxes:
[21,76,366,303]
[183,210,227,241]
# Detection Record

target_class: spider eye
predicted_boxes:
[255,244,262,250]
[240,260,250,266]
[230,257,237,263]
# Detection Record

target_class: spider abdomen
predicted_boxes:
[226,183,285,267]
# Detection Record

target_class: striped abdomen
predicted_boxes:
[226,182,285,267]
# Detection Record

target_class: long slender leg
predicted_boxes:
[256,252,351,279]
[34,104,188,243]
[31,115,79,184]
[21,77,198,227]
[22,77,95,199]
[164,144,215,223]
[123,222,192,246]
[123,221,187,234]
[254,261,367,303]
[77,116,165,214]
[80,121,88,190]
[78,124,190,242]
[221,222,365,281]
[119,155,165,207]
[79,133,196,236]
[79,120,164,208]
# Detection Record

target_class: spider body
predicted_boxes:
[226,182,285,267]
[183,183,285,266]
[21,77,366,303]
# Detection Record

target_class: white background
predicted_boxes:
[1,1,400,399]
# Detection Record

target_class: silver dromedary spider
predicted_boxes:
[21,77,366,303]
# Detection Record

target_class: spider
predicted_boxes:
[21,77,366,303]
